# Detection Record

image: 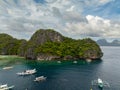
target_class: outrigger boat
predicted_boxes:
[3,66,13,70]
[17,69,36,76]
[34,76,47,82]
[0,84,14,90]
[92,78,110,89]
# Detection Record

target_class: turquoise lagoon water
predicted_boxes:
[0,46,120,90]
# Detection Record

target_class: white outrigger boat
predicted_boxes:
[0,84,14,90]
[3,66,13,70]
[17,69,36,76]
[92,78,110,89]
[34,76,47,82]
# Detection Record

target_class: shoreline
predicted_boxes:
[0,55,102,63]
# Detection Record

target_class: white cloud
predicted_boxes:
[63,15,120,38]
[0,0,120,40]
[66,6,75,12]
[86,15,111,27]
[99,0,112,4]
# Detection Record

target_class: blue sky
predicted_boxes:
[0,0,120,40]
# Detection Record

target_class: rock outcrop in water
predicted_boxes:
[26,29,103,60]
[0,29,103,60]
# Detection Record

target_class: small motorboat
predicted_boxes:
[3,66,13,70]
[34,76,47,82]
[0,84,14,90]
[17,69,36,76]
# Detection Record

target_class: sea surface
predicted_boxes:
[0,46,120,90]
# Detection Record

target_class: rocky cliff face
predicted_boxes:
[25,29,103,60]
[29,29,64,45]
[25,29,64,60]
[80,39,103,60]
[0,29,103,61]
[17,40,27,57]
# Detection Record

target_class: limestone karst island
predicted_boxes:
[0,29,103,61]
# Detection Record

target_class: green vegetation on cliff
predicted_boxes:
[26,29,103,60]
[35,38,102,60]
[0,34,27,55]
[0,29,103,60]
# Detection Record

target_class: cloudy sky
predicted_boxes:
[0,0,120,40]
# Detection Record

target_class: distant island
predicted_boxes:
[96,39,120,46]
[0,29,103,61]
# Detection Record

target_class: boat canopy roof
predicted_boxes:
[98,78,103,83]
